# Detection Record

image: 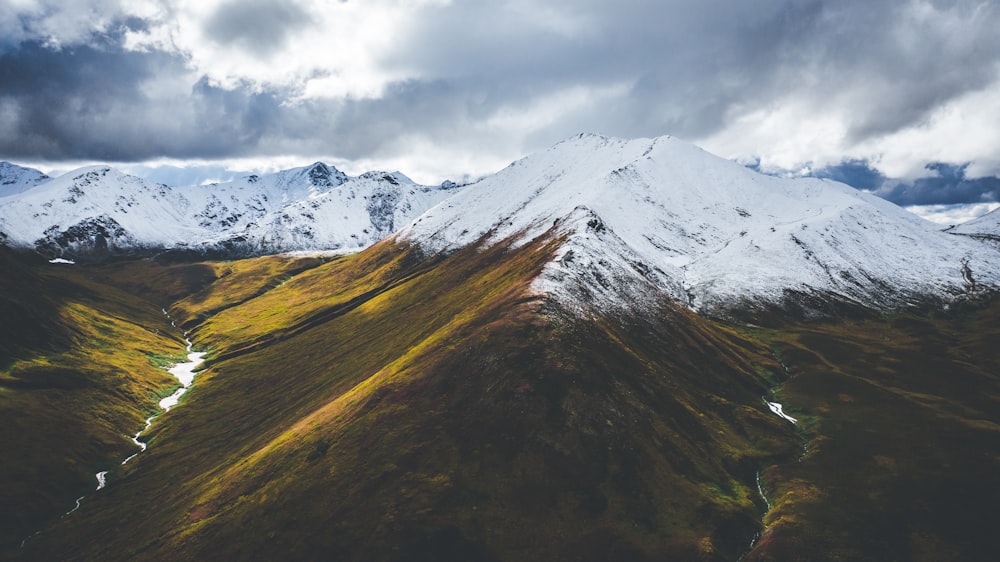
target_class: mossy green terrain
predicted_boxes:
[0,249,188,555]
[743,302,1000,561]
[13,234,798,561]
[4,236,999,561]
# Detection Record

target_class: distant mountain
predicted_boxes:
[0,162,49,196]
[3,139,996,312]
[0,163,461,258]
[950,206,1000,246]
[400,134,999,314]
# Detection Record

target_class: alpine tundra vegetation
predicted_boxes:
[2,135,999,561]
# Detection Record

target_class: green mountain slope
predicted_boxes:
[0,249,192,554]
[15,234,798,561]
[5,235,999,561]
[744,305,1000,561]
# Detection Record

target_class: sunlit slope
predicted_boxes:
[0,249,187,555]
[24,234,800,561]
[12,239,1000,561]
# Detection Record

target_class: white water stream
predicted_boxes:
[765,400,797,424]
[121,338,205,465]
[23,332,205,549]
[739,372,801,560]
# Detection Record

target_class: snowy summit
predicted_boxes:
[0,162,461,257]
[2,134,998,314]
[399,134,1000,313]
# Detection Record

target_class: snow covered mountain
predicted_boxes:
[184,168,454,255]
[0,162,49,197]
[3,136,997,313]
[0,163,461,257]
[951,207,1000,245]
[399,134,1000,313]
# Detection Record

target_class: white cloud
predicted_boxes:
[905,202,1000,226]
[696,97,854,173]
[858,80,1000,179]
[121,0,453,99]
[2,0,1000,196]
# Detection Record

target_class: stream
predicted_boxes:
[121,338,205,464]
[95,336,205,483]
[736,402,796,561]
[765,400,798,424]
[22,331,205,548]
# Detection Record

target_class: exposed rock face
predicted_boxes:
[34,215,139,256]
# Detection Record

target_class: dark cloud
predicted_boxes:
[0,0,998,200]
[807,161,1000,206]
[366,0,1000,155]
[810,160,886,191]
[0,39,287,161]
[204,0,312,57]
[877,165,1000,207]
[379,0,827,140]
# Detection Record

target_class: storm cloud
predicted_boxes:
[0,39,286,160]
[798,160,1000,207]
[0,0,999,202]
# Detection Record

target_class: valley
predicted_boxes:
[3,239,998,561]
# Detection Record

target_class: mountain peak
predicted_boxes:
[0,158,459,258]
[305,161,347,188]
[0,162,50,195]
[401,135,999,313]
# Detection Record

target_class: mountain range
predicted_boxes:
[0,161,461,258]
[3,134,998,313]
[2,134,999,561]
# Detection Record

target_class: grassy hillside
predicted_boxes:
[743,301,1000,561]
[17,234,800,561]
[0,249,188,555]
[6,237,999,561]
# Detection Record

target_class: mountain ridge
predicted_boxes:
[0,161,461,258]
[11,228,999,562]
[0,161,49,196]
[951,206,1000,247]
[3,134,998,313]
[3,137,1000,559]
[399,133,999,314]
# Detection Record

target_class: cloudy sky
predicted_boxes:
[1,0,999,221]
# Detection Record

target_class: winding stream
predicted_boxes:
[739,360,802,561]
[122,338,205,465]
[22,331,205,549]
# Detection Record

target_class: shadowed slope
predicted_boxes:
[743,302,1000,561]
